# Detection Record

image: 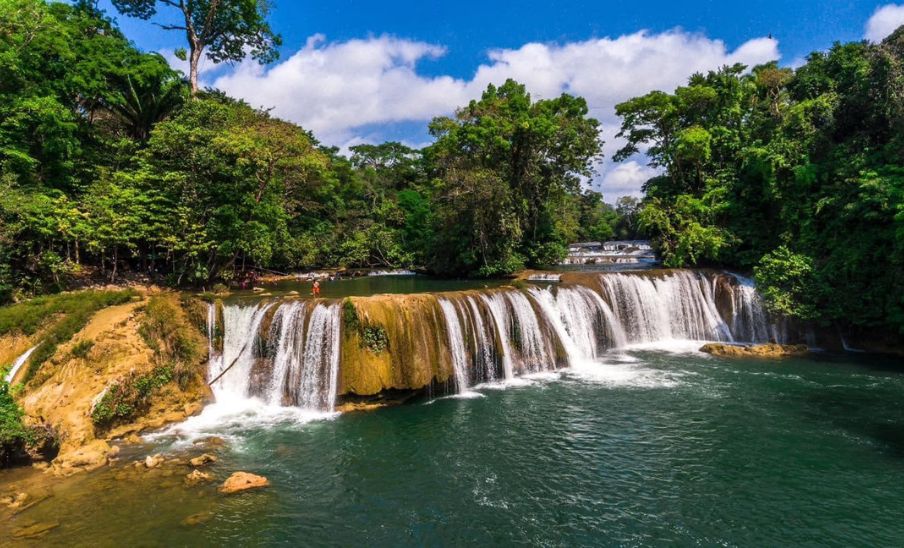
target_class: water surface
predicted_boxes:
[5,348,904,545]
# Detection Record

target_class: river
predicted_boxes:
[5,345,904,545]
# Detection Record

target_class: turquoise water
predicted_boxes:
[6,348,904,545]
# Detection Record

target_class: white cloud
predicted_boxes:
[200,29,780,199]
[598,160,661,200]
[865,4,904,42]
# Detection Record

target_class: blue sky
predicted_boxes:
[92,0,904,199]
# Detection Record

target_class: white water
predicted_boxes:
[599,271,736,343]
[480,293,517,380]
[4,346,37,384]
[202,270,782,408]
[208,301,341,412]
[438,299,471,393]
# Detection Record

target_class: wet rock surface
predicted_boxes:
[219,471,269,494]
[700,342,809,358]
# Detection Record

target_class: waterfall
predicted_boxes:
[728,275,781,343]
[209,301,341,412]
[464,296,498,383]
[208,269,783,405]
[438,299,470,392]
[480,293,516,380]
[598,271,735,343]
[4,346,37,384]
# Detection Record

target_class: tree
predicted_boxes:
[111,0,281,95]
[427,79,602,273]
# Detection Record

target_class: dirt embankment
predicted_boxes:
[16,293,212,476]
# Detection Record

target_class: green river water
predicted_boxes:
[3,345,904,546]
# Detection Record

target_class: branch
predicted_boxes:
[153,22,188,31]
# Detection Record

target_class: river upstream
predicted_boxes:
[4,344,904,545]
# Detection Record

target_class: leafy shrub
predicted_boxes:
[139,296,201,389]
[342,299,389,352]
[91,366,173,429]
[70,339,94,359]
[362,325,389,352]
[0,380,32,466]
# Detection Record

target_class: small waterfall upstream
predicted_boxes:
[4,346,37,384]
[209,270,784,407]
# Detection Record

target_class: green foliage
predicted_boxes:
[342,299,388,352]
[69,339,94,359]
[90,366,172,429]
[616,32,904,334]
[0,289,134,382]
[754,246,820,320]
[111,0,281,94]
[361,325,389,353]
[0,380,33,466]
[139,296,201,388]
[427,80,603,275]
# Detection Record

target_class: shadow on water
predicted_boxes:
[797,352,904,459]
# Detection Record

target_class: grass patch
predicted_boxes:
[139,296,202,389]
[0,290,136,383]
[69,339,94,359]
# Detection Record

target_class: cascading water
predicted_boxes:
[598,271,736,343]
[206,270,783,405]
[438,299,470,392]
[4,346,36,384]
[209,301,341,412]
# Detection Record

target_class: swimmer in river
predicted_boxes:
[312,279,321,296]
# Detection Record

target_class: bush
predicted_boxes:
[70,339,94,359]
[91,366,173,429]
[342,299,389,352]
[139,296,201,389]
[0,380,32,466]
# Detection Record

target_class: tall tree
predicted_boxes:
[111,0,281,94]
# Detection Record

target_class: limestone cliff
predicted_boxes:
[16,293,212,475]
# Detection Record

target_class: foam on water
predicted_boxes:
[147,397,338,447]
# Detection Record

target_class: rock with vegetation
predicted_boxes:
[700,343,810,359]
[0,291,212,473]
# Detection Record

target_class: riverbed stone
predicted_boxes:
[144,454,164,469]
[181,510,214,526]
[219,471,269,494]
[185,469,213,485]
[12,521,60,539]
[190,453,218,467]
[700,342,809,358]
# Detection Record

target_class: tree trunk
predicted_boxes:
[189,42,203,95]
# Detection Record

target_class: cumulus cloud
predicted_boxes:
[201,29,780,199]
[865,4,904,42]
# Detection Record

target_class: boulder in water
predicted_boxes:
[181,511,214,526]
[189,453,218,467]
[185,469,213,485]
[219,471,269,494]
[144,454,164,469]
[700,343,808,358]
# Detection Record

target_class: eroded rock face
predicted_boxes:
[14,294,212,475]
[218,471,269,494]
[700,342,809,358]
